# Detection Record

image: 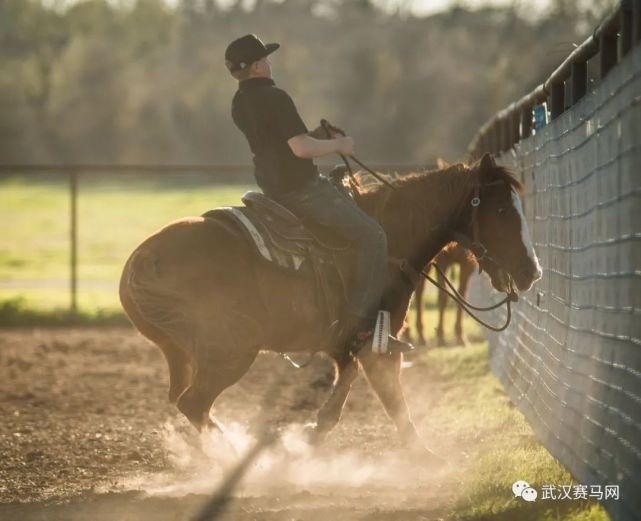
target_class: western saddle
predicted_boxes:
[202,169,355,323]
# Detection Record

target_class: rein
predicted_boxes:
[386,172,519,333]
[319,119,519,336]
[421,262,517,332]
[392,258,518,333]
[320,119,397,190]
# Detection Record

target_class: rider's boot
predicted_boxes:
[331,312,415,357]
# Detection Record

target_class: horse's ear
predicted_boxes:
[436,157,450,169]
[477,153,496,182]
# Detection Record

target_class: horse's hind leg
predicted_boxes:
[177,341,258,432]
[120,289,192,403]
[310,356,359,443]
[158,342,193,403]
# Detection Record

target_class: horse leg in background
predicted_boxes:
[401,277,426,344]
[177,336,259,432]
[357,350,444,464]
[413,277,426,346]
[455,260,474,346]
[310,355,359,443]
[435,260,449,346]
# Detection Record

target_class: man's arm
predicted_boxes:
[288,134,354,159]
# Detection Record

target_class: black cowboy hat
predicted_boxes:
[225,34,280,72]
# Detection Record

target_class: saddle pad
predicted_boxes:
[213,207,306,271]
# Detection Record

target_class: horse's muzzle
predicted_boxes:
[514,264,542,292]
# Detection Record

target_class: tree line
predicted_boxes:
[0,0,615,166]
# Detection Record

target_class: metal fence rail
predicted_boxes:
[0,163,426,311]
[469,3,641,520]
[468,0,641,160]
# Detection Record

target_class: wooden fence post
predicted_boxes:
[621,0,633,56]
[633,0,641,44]
[600,32,618,78]
[69,170,78,313]
[550,82,565,119]
[570,61,587,105]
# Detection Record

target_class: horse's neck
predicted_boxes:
[359,166,473,269]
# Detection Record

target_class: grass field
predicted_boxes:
[1,174,256,311]
[417,342,610,521]
[0,173,472,332]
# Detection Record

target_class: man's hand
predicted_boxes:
[288,134,356,159]
[336,136,354,156]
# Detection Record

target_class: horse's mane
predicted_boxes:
[490,164,524,195]
[354,161,523,197]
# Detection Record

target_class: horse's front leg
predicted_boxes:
[357,350,445,464]
[310,356,358,443]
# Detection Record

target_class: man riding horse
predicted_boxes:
[225,34,413,357]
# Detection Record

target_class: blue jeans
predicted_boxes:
[269,176,388,320]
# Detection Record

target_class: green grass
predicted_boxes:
[0,174,255,311]
[0,296,129,327]
[417,343,611,521]
[0,173,478,322]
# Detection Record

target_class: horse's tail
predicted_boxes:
[120,246,195,403]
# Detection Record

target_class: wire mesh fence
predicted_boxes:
[470,41,641,521]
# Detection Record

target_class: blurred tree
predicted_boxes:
[0,0,617,164]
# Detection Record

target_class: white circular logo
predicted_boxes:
[521,487,538,502]
[512,480,530,497]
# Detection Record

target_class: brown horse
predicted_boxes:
[119,153,541,459]
[406,244,477,346]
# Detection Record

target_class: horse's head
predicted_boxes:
[470,153,542,293]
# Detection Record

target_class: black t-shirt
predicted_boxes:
[231,77,318,195]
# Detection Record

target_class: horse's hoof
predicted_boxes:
[201,420,239,458]
[455,335,469,347]
[303,422,327,446]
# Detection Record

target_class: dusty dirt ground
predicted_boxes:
[0,328,471,521]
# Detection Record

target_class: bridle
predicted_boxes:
[426,175,519,332]
[449,178,518,276]
[393,175,519,333]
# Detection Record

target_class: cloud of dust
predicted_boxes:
[115,419,434,498]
